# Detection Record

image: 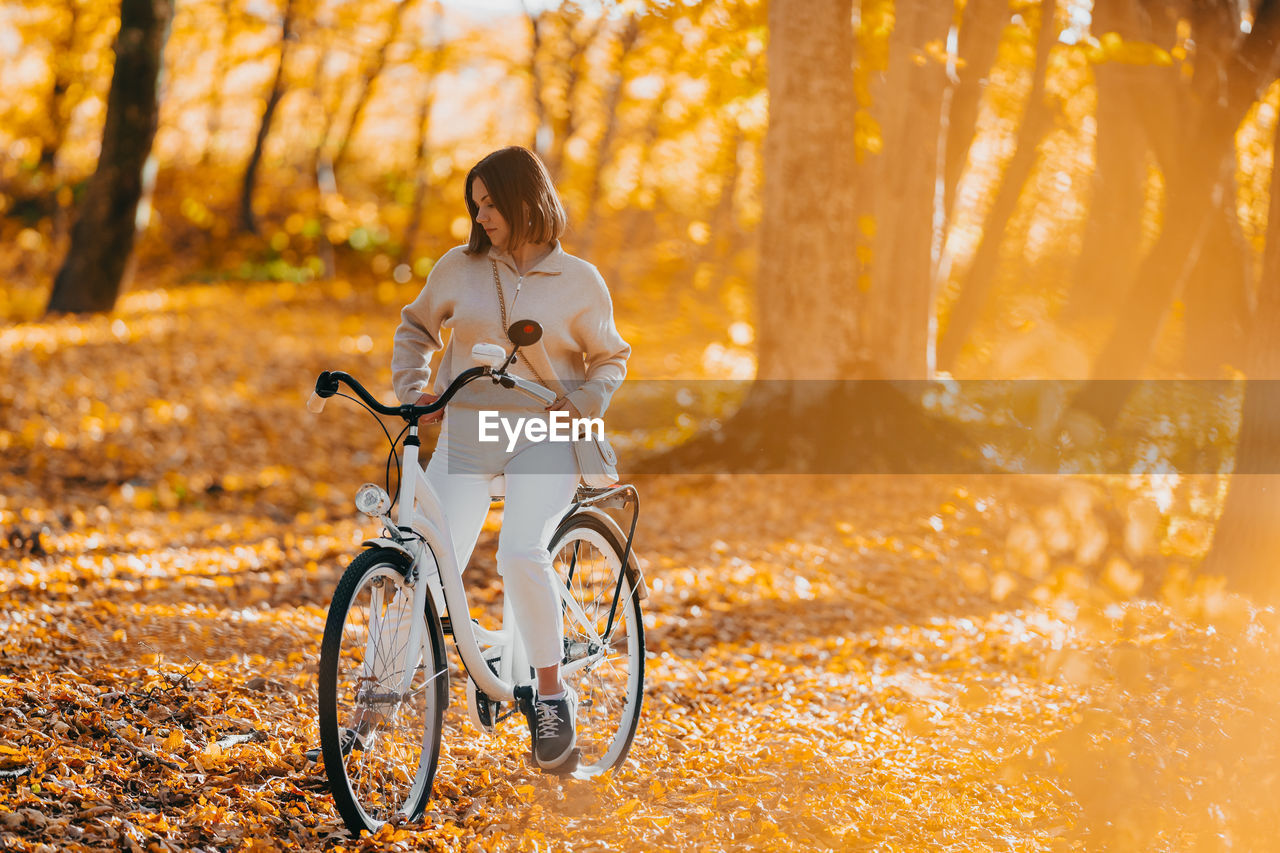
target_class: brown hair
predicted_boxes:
[464,146,567,255]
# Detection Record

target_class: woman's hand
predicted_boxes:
[415,391,444,424]
[546,396,581,418]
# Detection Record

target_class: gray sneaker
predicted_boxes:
[532,685,577,769]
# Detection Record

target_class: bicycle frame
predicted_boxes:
[387,424,612,704]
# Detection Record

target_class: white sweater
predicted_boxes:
[391,241,631,419]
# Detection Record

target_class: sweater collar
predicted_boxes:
[488,240,565,276]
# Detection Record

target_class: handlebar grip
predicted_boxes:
[507,375,559,406]
[307,391,327,413]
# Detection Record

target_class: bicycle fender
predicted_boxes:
[360,537,416,563]
[569,507,649,601]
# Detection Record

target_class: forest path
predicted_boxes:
[1,281,1276,851]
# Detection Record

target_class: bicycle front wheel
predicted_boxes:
[548,514,645,774]
[317,547,448,835]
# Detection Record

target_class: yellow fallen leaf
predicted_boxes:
[616,799,642,817]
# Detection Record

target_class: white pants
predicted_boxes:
[424,406,579,669]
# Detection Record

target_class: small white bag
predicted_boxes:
[572,425,620,488]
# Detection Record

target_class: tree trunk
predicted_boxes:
[600,76,676,288]
[1201,115,1280,599]
[578,13,641,255]
[1059,0,1154,322]
[525,3,548,157]
[942,0,1008,225]
[865,0,954,378]
[551,15,602,186]
[1181,187,1251,375]
[695,125,746,294]
[38,0,80,189]
[1070,147,1226,422]
[526,4,600,185]
[1177,0,1251,372]
[331,0,415,177]
[239,0,295,235]
[1072,0,1280,425]
[304,38,339,280]
[937,0,1057,370]
[640,0,981,475]
[45,0,173,316]
[201,0,237,167]
[752,0,859,382]
[400,40,444,268]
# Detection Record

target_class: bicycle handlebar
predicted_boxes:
[310,364,557,421]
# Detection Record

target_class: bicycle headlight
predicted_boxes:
[354,483,392,517]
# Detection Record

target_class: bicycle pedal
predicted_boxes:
[465,678,498,734]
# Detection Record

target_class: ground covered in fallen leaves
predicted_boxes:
[4,278,1280,851]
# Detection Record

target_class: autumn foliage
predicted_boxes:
[0,278,1277,850]
[6,0,1280,850]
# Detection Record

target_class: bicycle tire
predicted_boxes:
[317,547,448,835]
[547,513,645,773]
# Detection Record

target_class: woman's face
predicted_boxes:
[471,177,511,251]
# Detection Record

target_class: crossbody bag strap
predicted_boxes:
[490,257,553,390]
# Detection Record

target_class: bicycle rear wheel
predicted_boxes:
[317,547,448,835]
[548,514,645,773]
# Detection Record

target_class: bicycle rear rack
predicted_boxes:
[573,483,634,509]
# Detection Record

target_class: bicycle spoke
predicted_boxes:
[549,519,644,774]
[319,552,446,834]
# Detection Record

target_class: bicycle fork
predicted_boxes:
[357,554,437,721]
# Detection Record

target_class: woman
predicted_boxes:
[391,146,631,770]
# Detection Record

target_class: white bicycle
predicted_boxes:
[307,320,646,836]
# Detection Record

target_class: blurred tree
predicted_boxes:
[675,2,767,292]
[399,3,447,267]
[1059,0,1157,323]
[639,0,857,474]
[864,0,952,379]
[644,0,978,474]
[938,0,1058,369]
[36,1,80,195]
[331,0,416,178]
[45,0,174,315]
[1073,0,1280,425]
[1182,186,1252,374]
[595,0,765,289]
[1062,1,1249,373]
[305,24,339,280]
[1177,0,1253,375]
[597,71,676,287]
[200,0,239,167]
[941,0,1009,228]
[525,1,603,184]
[1202,113,1280,598]
[525,0,548,155]
[239,0,296,234]
[577,11,640,254]
[690,123,747,294]
[1,0,117,224]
